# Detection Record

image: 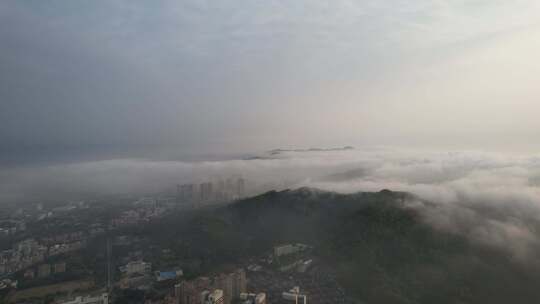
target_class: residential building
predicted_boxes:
[297,259,312,273]
[214,269,246,304]
[120,260,151,275]
[24,269,35,279]
[38,263,51,278]
[203,289,224,304]
[239,293,266,304]
[48,240,85,256]
[54,262,67,273]
[118,274,152,290]
[282,287,307,304]
[232,269,247,299]
[200,183,213,201]
[179,184,195,203]
[236,178,245,198]
[155,269,183,282]
[58,293,109,304]
[214,273,233,304]
[273,243,308,257]
[175,277,211,304]
[176,269,246,304]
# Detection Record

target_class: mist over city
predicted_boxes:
[1,1,540,304]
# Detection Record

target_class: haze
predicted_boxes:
[4,3,540,302]
[2,0,540,167]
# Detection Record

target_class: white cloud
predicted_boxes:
[2,147,540,258]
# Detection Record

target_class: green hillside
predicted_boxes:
[149,188,540,303]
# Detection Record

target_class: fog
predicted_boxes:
[2,148,540,259]
[4,148,540,204]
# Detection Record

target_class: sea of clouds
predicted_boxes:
[2,147,540,260]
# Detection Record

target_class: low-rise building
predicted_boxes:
[38,263,51,278]
[58,293,109,304]
[0,279,17,290]
[118,274,153,290]
[24,268,35,279]
[0,239,47,276]
[282,287,307,304]
[155,269,183,282]
[54,262,67,273]
[239,293,266,304]
[48,241,85,257]
[273,244,308,257]
[120,260,151,275]
[297,259,313,273]
[175,269,246,304]
[203,289,224,304]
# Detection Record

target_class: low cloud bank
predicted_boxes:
[298,149,540,261]
[2,148,540,260]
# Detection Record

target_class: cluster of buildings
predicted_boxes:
[117,259,184,291]
[0,279,18,290]
[282,286,307,304]
[45,226,105,247]
[120,260,152,276]
[272,244,315,273]
[0,237,83,276]
[0,220,26,236]
[118,260,154,290]
[177,178,246,206]
[24,262,67,279]
[239,292,266,304]
[155,270,184,282]
[40,231,85,246]
[0,200,112,279]
[278,259,313,273]
[273,244,309,257]
[32,201,89,221]
[57,293,109,304]
[121,264,316,304]
[201,289,224,304]
[49,240,86,257]
[0,239,47,275]
[111,205,166,228]
[174,269,248,304]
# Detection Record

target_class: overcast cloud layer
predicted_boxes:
[2,1,540,165]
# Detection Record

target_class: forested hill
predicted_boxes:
[149,188,540,303]
[225,188,415,247]
[227,188,540,303]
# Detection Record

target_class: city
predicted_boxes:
[0,177,354,304]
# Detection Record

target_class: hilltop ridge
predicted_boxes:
[144,188,540,304]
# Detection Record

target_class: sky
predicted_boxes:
[2,0,540,166]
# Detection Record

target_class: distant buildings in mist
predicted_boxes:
[176,178,246,207]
